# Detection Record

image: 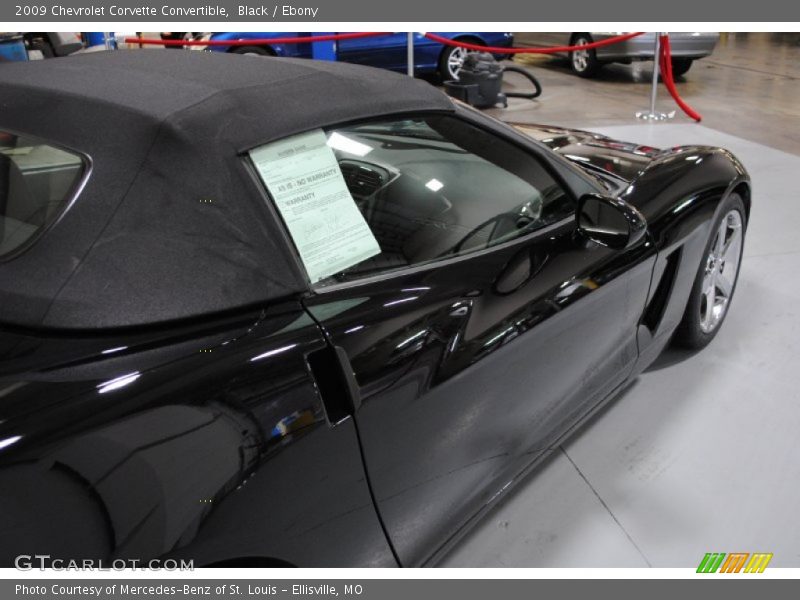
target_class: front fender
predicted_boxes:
[623,146,750,368]
[619,145,749,247]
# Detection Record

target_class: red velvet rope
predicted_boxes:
[422,31,645,54]
[126,31,645,52]
[124,32,390,46]
[658,34,702,122]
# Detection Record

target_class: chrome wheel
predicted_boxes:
[571,39,590,73]
[699,210,743,333]
[447,47,474,80]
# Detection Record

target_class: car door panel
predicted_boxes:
[337,32,411,70]
[304,223,655,565]
[241,112,658,565]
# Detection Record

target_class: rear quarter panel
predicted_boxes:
[0,303,394,567]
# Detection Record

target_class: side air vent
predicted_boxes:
[642,248,682,332]
[340,161,386,197]
[306,345,362,426]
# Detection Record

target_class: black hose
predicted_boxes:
[503,65,542,99]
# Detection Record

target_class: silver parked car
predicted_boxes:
[518,32,719,77]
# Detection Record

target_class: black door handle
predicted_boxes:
[307,345,362,425]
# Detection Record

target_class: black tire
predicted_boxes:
[671,58,694,77]
[569,33,602,78]
[31,38,55,58]
[438,38,484,81]
[229,45,273,56]
[672,193,747,350]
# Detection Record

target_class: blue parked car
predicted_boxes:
[191,32,513,80]
[0,34,28,62]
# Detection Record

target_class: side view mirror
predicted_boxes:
[577,193,647,250]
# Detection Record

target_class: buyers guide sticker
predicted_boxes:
[250,129,380,283]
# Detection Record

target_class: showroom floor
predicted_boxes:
[441,34,800,568]
[494,32,800,155]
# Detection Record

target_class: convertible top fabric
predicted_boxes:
[0,50,454,329]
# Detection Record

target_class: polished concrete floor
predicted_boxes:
[441,34,800,568]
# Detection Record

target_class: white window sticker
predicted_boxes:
[250,129,380,283]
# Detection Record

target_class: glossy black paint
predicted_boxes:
[305,219,655,566]
[0,304,396,567]
[577,193,648,249]
[0,107,749,567]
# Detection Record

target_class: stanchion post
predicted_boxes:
[407,32,414,77]
[648,33,661,114]
[636,32,672,121]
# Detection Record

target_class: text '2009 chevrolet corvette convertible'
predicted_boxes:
[0,51,749,567]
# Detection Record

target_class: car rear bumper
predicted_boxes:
[594,32,719,60]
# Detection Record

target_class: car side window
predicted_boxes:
[321,116,574,283]
[0,131,85,258]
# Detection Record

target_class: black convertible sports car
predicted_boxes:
[0,51,748,567]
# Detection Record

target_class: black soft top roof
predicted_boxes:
[0,50,454,329]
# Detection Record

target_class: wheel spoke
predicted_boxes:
[713,295,729,322]
[716,273,733,298]
[722,224,742,262]
[701,281,717,331]
[714,221,726,257]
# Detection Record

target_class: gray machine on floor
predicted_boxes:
[444,52,542,108]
